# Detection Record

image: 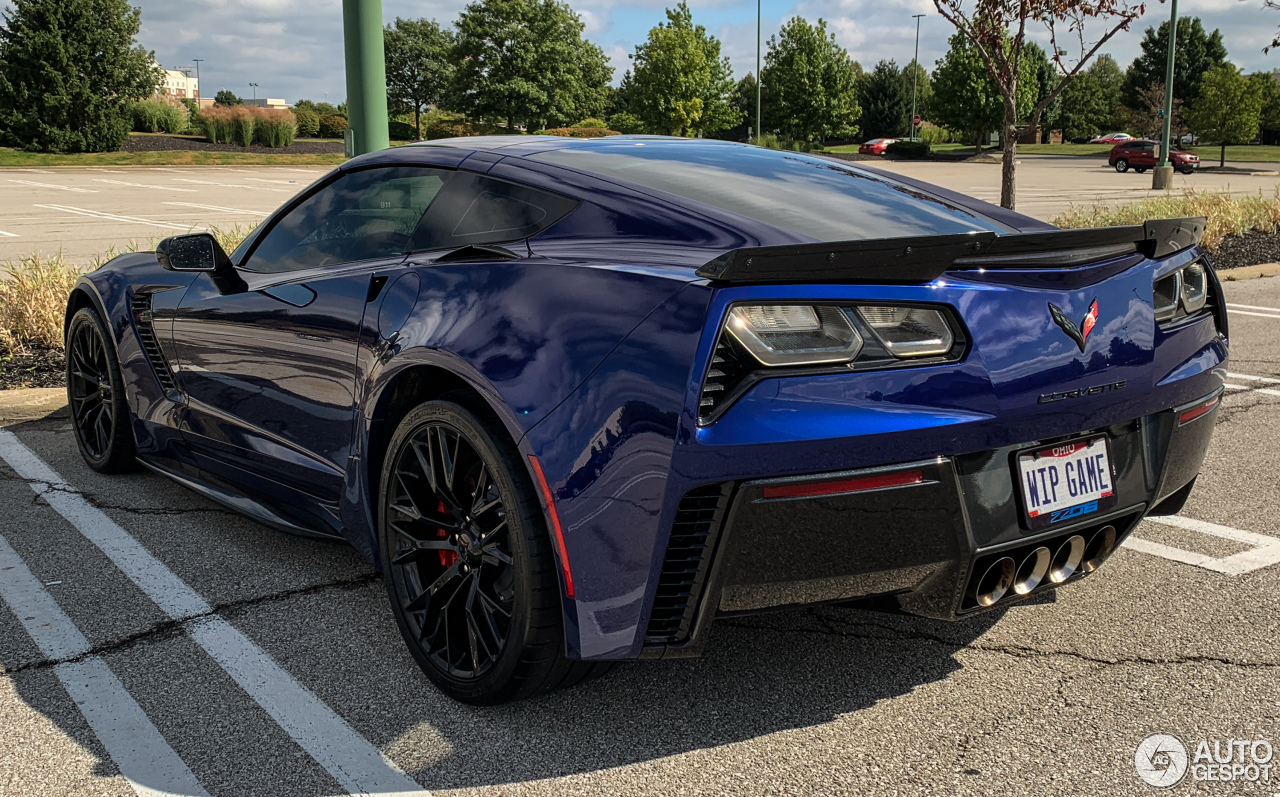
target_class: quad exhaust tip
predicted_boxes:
[1048,535,1086,584]
[972,556,1016,607]
[1081,525,1117,572]
[1012,546,1050,595]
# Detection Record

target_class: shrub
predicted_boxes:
[253,109,296,148]
[607,112,646,135]
[132,100,188,134]
[318,113,348,139]
[423,118,506,139]
[542,126,619,138]
[294,108,320,138]
[917,125,952,145]
[388,120,418,141]
[754,133,783,150]
[195,105,236,144]
[0,253,84,353]
[1053,190,1280,252]
[574,117,608,128]
[886,140,931,159]
[230,106,256,147]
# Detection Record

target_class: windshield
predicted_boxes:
[529,140,1005,242]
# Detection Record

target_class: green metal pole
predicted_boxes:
[1158,0,1178,168]
[342,0,390,156]
[755,0,761,143]
[909,14,924,139]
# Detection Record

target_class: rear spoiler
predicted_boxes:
[695,217,1206,284]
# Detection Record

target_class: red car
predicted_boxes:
[858,138,897,155]
[1089,132,1133,144]
[1109,139,1200,175]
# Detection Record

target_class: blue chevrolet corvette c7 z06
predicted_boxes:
[65,136,1226,703]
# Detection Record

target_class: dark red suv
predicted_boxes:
[1109,139,1199,175]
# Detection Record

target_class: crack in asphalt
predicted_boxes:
[1,469,238,518]
[1,572,381,676]
[719,609,1280,671]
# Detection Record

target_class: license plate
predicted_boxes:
[1016,436,1116,529]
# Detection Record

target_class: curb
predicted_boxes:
[1219,263,1280,281]
[0,387,67,425]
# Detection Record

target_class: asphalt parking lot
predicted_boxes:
[1,271,1280,795]
[0,155,1277,264]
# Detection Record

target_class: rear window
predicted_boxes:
[529,141,1003,241]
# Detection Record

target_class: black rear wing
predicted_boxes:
[695,217,1206,284]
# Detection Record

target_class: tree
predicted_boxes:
[930,34,1006,153]
[1252,72,1280,138]
[1022,43,1060,141]
[0,0,160,152]
[859,60,908,140]
[930,0,1143,209]
[1186,65,1264,167]
[1058,54,1123,139]
[628,2,740,137]
[1121,81,1183,139]
[449,0,611,130]
[758,17,861,143]
[214,90,243,107]
[900,60,932,133]
[384,18,455,139]
[1125,18,1227,105]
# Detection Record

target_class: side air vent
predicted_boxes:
[697,335,753,425]
[131,293,180,398]
[645,482,733,646]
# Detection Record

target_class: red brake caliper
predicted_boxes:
[437,501,457,568]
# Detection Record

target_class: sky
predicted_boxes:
[4,0,1276,104]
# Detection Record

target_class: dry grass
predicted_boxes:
[0,224,254,354]
[1052,189,1280,252]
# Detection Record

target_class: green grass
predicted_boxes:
[1186,145,1280,164]
[0,148,347,167]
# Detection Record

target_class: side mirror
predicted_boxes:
[155,233,245,294]
[156,233,233,273]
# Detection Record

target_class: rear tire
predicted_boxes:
[1134,167,1147,174]
[377,399,611,704]
[1114,158,1129,173]
[66,307,137,473]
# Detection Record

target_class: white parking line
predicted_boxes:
[0,230,17,238]
[1225,302,1280,313]
[163,201,265,215]
[93,179,196,193]
[33,204,194,231]
[172,178,291,193]
[0,534,211,797]
[0,431,427,796]
[10,179,96,193]
[1125,515,1280,575]
[1226,372,1280,384]
[1227,309,1280,320]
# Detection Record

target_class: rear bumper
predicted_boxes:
[640,391,1219,659]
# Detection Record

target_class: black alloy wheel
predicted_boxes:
[1114,158,1129,173]
[66,307,137,473]
[378,399,612,704]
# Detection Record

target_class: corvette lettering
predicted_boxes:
[1038,380,1127,404]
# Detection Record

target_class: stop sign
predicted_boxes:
[913,115,922,126]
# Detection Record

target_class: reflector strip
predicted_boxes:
[528,455,576,598]
[762,470,923,500]
[1178,395,1220,425]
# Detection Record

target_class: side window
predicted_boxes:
[243,166,450,273]
[409,172,579,253]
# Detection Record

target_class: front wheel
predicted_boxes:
[1114,158,1129,173]
[66,307,137,473]
[378,399,610,704]
[1134,167,1147,174]
[1181,166,1195,175]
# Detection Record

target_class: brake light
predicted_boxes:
[762,470,923,500]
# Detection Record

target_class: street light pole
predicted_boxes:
[249,82,259,101]
[342,0,391,156]
[755,0,761,143]
[909,14,925,139]
[1153,0,1179,189]
[192,59,203,102]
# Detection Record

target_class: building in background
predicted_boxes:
[156,64,199,100]
[244,98,291,110]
